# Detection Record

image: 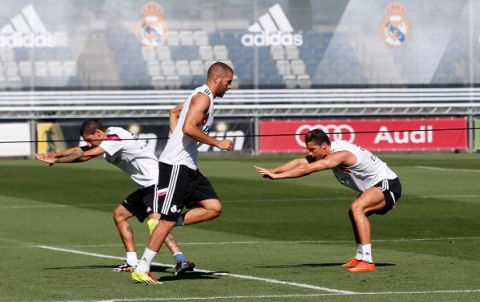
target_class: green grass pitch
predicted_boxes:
[0,153,479,302]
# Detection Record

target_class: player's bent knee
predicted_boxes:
[207,200,223,217]
[210,207,222,219]
[112,205,131,223]
[201,199,222,220]
[350,201,366,215]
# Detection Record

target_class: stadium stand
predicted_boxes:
[10,45,80,89]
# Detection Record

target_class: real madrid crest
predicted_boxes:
[380,3,411,47]
[135,2,169,47]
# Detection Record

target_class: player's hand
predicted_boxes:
[216,139,233,151]
[35,153,48,160]
[35,154,56,165]
[254,165,277,179]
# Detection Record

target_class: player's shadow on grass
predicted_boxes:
[150,265,222,282]
[157,272,220,282]
[255,262,395,269]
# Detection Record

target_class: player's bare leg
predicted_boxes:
[113,205,135,253]
[136,219,176,272]
[342,209,363,268]
[146,214,195,274]
[350,188,386,244]
[348,208,361,243]
[163,232,196,275]
[347,187,386,272]
[182,199,222,225]
[112,205,137,271]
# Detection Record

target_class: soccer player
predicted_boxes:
[35,119,195,275]
[131,62,234,284]
[254,129,402,273]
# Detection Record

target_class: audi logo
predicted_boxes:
[295,124,355,146]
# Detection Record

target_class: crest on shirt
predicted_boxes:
[135,2,169,47]
[379,3,411,47]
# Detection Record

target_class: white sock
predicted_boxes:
[361,244,373,263]
[126,252,138,266]
[355,244,363,260]
[136,248,157,273]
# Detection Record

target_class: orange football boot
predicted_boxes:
[348,261,376,273]
[341,257,361,268]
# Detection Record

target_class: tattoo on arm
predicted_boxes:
[54,150,84,163]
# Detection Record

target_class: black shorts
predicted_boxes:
[373,178,402,215]
[158,162,218,220]
[121,184,158,223]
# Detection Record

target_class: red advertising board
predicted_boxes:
[259,118,468,153]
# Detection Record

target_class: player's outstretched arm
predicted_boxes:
[36,145,105,165]
[35,146,83,165]
[255,162,317,179]
[255,152,352,180]
[36,146,82,160]
[254,157,308,179]
[183,94,232,151]
[270,158,309,173]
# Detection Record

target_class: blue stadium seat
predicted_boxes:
[228,47,242,61]
[258,47,272,62]
[305,32,321,46]
[183,46,199,60]
[67,76,82,87]
[209,32,222,45]
[299,45,314,61]
[56,47,74,60]
[179,75,193,88]
[235,63,253,79]
[15,48,30,61]
[305,60,318,76]
[320,32,334,46]
[267,74,283,87]
[170,46,185,61]
[242,48,255,61]
[260,61,276,75]
[223,32,239,47]
[192,75,205,86]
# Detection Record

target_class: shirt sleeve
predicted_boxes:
[99,139,123,156]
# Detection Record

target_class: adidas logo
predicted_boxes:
[0,5,66,48]
[241,4,303,47]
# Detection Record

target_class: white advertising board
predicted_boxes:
[0,123,31,157]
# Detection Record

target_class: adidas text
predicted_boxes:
[0,33,58,48]
[241,32,303,47]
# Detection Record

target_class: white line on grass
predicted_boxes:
[415,165,480,173]
[33,289,480,302]
[37,245,355,295]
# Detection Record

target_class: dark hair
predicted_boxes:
[80,119,103,135]
[207,61,234,78]
[304,129,331,146]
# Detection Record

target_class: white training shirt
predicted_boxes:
[159,84,215,170]
[99,127,158,188]
[330,140,397,192]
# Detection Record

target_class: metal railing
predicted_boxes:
[0,88,479,119]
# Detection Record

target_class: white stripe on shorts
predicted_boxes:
[389,191,396,204]
[380,179,389,192]
[161,165,180,215]
[153,185,158,213]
